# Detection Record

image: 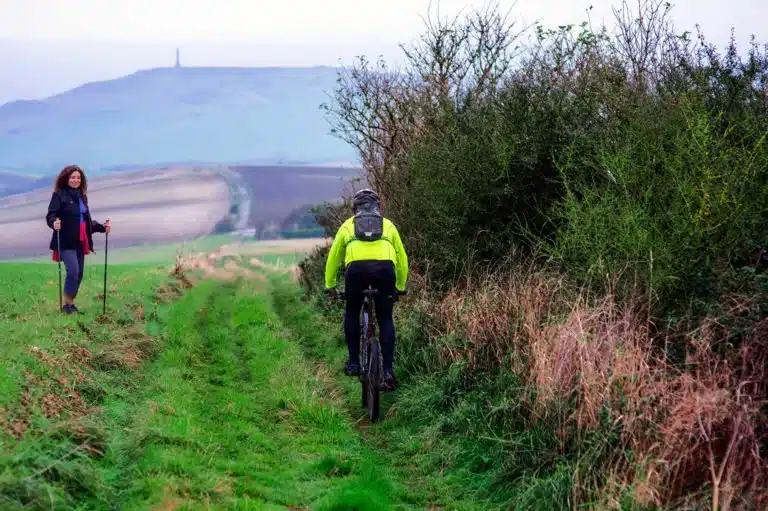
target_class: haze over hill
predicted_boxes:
[0,63,356,174]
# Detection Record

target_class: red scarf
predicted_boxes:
[52,220,91,262]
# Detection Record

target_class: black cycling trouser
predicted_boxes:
[344,260,397,371]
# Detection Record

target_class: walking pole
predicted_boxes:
[56,218,62,312]
[103,219,110,316]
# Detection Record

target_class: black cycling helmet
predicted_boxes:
[352,188,380,208]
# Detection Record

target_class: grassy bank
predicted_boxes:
[300,244,768,509]
[103,277,401,509]
[0,262,179,508]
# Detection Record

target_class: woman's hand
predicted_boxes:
[53,218,61,231]
[104,219,111,234]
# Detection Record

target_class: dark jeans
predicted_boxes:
[344,260,397,371]
[61,248,85,298]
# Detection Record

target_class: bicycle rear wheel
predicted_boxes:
[360,309,369,408]
[366,336,381,422]
[361,340,369,408]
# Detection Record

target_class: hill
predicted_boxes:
[0,66,356,173]
[0,170,40,196]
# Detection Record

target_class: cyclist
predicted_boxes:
[324,188,408,391]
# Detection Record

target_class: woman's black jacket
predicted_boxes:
[45,187,106,252]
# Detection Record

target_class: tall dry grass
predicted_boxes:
[407,262,768,509]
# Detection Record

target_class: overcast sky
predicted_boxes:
[1,0,765,104]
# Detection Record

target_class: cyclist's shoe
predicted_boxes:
[382,369,398,392]
[344,361,360,376]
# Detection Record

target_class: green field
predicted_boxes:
[1,235,322,268]
[3,234,239,265]
[0,261,496,510]
[256,252,304,267]
[91,234,239,265]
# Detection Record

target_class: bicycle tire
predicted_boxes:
[361,307,369,408]
[358,288,381,422]
[367,334,381,422]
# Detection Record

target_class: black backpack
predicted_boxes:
[353,206,384,242]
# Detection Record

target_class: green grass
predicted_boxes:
[0,261,174,509]
[112,278,408,509]
[4,235,318,269]
[256,252,303,267]
[104,234,239,264]
[268,275,638,510]
[5,234,239,265]
[0,261,496,509]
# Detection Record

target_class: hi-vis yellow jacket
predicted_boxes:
[324,216,409,292]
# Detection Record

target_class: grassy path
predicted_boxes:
[267,277,494,511]
[116,278,401,509]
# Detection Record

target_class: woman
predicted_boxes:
[45,165,112,314]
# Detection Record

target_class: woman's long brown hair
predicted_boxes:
[53,165,88,196]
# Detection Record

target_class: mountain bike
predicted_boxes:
[331,286,404,423]
[332,285,384,422]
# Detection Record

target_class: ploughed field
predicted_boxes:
[230,164,359,232]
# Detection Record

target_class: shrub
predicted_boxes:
[318,0,767,313]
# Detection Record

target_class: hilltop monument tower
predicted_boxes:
[175,48,181,68]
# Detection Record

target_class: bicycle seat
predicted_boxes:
[362,287,379,297]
